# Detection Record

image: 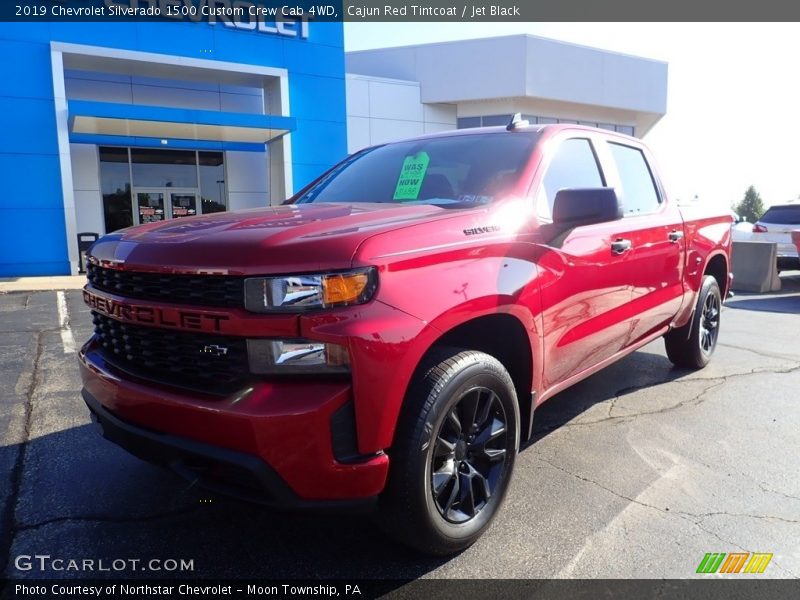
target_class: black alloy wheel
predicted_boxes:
[430,386,509,523]
[379,349,520,555]
[664,275,722,369]
[699,291,720,356]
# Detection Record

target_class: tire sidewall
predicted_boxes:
[691,276,721,366]
[414,359,520,547]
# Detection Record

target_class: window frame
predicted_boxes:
[602,140,664,218]
[529,135,608,223]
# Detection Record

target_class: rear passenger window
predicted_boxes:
[536,138,604,220]
[608,143,661,215]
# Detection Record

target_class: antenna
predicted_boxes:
[506,113,530,130]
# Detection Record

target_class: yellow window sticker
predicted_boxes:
[393,152,430,201]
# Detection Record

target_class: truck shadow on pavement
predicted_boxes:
[526,348,691,447]
[4,348,690,581]
[2,422,448,581]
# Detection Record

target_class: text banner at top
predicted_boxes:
[6,0,800,22]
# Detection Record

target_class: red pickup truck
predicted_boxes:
[79,121,732,555]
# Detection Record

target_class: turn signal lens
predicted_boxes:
[244,267,377,312]
[322,271,370,306]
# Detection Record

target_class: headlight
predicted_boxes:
[243,267,377,313]
[247,339,350,374]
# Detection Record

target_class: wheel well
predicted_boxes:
[431,314,535,440]
[705,254,728,296]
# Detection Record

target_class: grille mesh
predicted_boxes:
[87,263,244,308]
[92,311,249,395]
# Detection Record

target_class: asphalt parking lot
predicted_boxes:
[1,274,799,581]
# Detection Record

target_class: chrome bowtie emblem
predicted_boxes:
[201,344,229,357]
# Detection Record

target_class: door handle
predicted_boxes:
[611,238,632,254]
[668,229,684,242]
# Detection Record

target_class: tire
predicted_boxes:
[379,349,520,555]
[664,275,721,369]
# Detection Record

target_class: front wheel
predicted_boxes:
[379,349,520,555]
[664,275,721,368]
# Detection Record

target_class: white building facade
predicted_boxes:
[344,35,668,153]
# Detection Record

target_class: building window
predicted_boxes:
[456,117,481,129]
[99,147,133,233]
[199,151,226,214]
[456,114,636,137]
[480,114,513,126]
[131,148,198,188]
[98,146,227,232]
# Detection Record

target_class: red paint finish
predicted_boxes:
[78,124,731,503]
[79,342,388,500]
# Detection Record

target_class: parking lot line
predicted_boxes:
[57,290,76,354]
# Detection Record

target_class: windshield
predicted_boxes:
[293,132,538,208]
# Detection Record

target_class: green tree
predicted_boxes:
[733,186,765,223]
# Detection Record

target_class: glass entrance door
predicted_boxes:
[133,188,199,224]
[169,191,199,219]
[134,189,166,224]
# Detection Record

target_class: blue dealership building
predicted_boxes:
[0,16,669,278]
[0,17,347,276]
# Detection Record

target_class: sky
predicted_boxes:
[344,22,800,210]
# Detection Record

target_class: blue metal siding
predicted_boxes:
[0,21,347,276]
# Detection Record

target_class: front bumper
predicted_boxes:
[79,341,389,506]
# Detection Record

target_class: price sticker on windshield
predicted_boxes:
[393,152,430,201]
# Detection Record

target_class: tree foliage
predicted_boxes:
[733,186,765,223]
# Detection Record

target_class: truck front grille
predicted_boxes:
[92,311,250,395]
[87,263,245,308]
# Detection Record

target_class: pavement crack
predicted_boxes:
[693,511,800,525]
[536,456,674,515]
[566,379,726,427]
[755,482,800,503]
[717,342,800,363]
[687,455,800,505]
[537,456,800,577]
[559,362,800,430]
[15,506,204,534]
[0,331,42,575]
[541,455,800,525]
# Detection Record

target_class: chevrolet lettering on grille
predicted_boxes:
[83,290,230,333]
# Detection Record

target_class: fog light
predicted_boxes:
[247,339,350,374]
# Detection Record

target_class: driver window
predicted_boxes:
[536,138,605,220]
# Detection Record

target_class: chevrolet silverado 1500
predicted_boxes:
[79,119,732,554]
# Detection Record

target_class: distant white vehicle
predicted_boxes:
[750,203,800,271]
[731,219,754,243]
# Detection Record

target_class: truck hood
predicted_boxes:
[88,203,478,275]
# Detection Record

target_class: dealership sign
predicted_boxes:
[103,0,311,38]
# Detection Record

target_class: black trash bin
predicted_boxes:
[77,232,99,274]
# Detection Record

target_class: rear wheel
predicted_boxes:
[379,349,519,555]
[664,275,721,368]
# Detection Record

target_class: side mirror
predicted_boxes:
[552,188,623,228]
